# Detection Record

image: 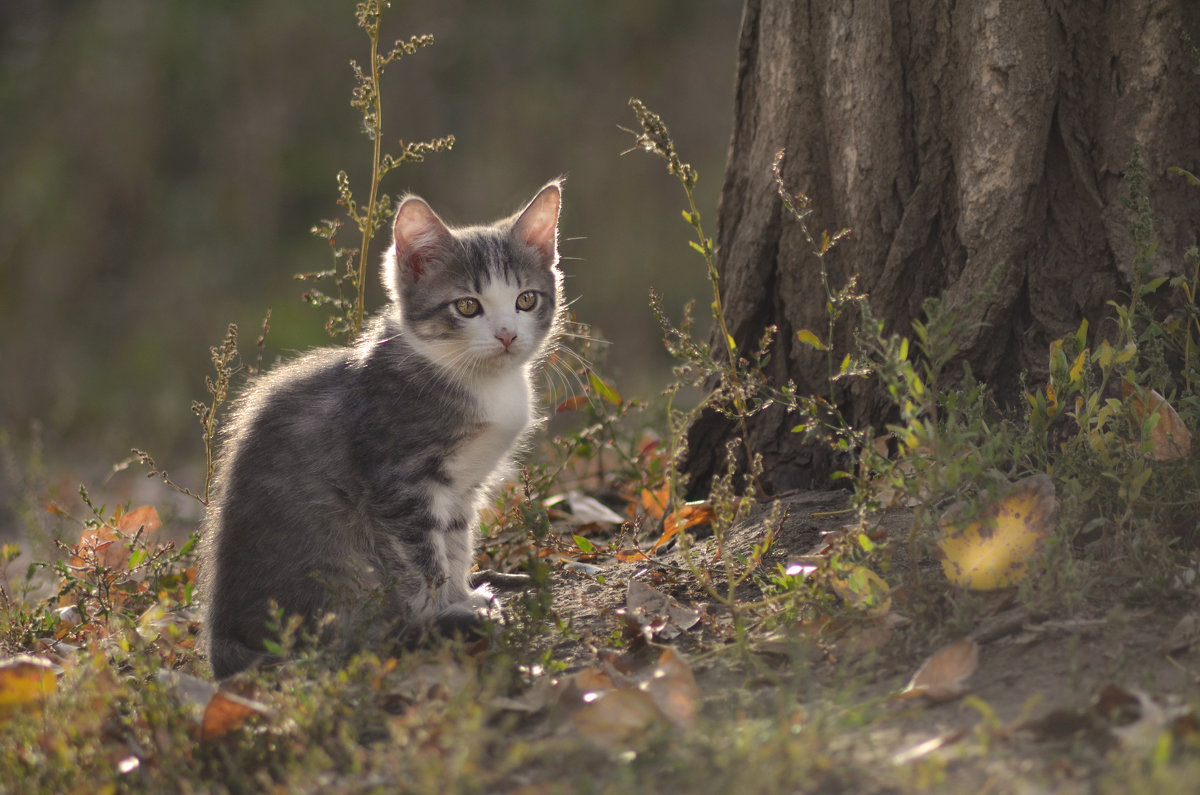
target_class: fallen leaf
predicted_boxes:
[0,655,57,712]
[568,687,662,746]
[640,487,669,520]
[623,580,700,641]
[563,647,699,747]
[1106,687,1194,753]
[899,638,979,703]
[1124,382,1192,461]
[566,492,626,525]
[70,505,162,571]
[1165,612,1200,654]
[938,474,1055,590]
[650,501,715,553]
[640,647,699,728]
[1094,683,1141,723]
[70,525,125,570]
[202,689,270,740]
[891,728,968,765]
[114,505,162,536]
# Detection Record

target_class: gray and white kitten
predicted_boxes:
[199,181,563,678]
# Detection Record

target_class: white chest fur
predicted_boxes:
[459,367,531,486]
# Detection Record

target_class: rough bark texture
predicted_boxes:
[684,0,1200,496]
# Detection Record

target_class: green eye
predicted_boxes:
[454,297,481,317]
[516,291,537,311]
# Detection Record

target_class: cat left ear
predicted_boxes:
[513,182,561,266]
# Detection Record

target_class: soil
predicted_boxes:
[515,490,1200,791]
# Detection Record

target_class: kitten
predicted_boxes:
[199,181,564,677]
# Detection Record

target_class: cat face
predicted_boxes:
[382,182,562,378]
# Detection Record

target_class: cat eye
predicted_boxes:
[516,291,537,311]
[454,297,481,317]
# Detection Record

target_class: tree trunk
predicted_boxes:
[684,0,1200,496]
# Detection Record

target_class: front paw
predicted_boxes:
[434,593,497,641]
[468,569,533,590]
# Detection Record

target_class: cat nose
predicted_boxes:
[495,329,517,349]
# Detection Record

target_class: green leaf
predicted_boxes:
[587,372,622,405]
[1142,276,1168,295]
[573,535,596,554]
[1168,166,1200,187]
[796,329,829,350]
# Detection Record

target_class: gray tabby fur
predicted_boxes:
[199,181,563,678]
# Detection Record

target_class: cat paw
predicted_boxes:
[468,569,534,590]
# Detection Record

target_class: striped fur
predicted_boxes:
[199,182,563,677]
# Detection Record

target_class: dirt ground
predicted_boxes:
[517,490,1200,791]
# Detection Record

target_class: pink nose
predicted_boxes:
[495,329,517,349]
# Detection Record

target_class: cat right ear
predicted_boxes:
[387,196,452,288]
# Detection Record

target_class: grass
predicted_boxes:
[4,6,1200,794]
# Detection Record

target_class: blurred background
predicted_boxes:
[0,0,742,537]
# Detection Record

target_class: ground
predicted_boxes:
[503,489,1200,792]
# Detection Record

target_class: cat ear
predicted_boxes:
[512,181,561,266]
[389,196,452,285]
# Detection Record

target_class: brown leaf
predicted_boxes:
[567,687,662,746]
[650,501,715,553]
[640,487,669,520]
[71,525,125,570]
[900,638,979,703]
[624,580,701,641]
[555,395,590,413]
[70,505,162,571]
[1094,683,1141,722]
[1165,612,1200,654]
[114,505,162,536]
[202,689,270,740]
[1124,382,1192,461]
[641,647,698,728]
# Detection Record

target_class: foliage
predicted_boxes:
[5,10,1200,795]
[297,0,454,342]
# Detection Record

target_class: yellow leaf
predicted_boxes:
[796,329,829,351]
[1068,348,1089,386]
[938,474,1055,590]
[0,655,57,712]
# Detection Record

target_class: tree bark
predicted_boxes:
[684,0,1200,497]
